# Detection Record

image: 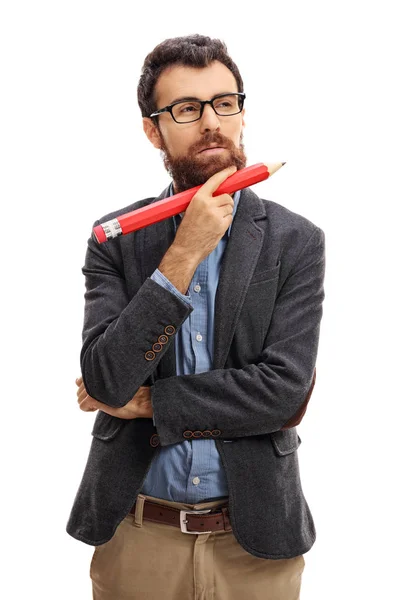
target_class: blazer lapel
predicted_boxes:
[141,185,175,279]
[213,187,267,369]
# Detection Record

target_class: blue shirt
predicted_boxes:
[140,183,241,503]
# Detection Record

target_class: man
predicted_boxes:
[67,34,325,600]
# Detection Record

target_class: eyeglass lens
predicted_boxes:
[171,94,242,123]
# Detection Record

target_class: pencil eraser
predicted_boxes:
[93,225,106,243]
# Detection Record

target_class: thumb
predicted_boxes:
[200,165,237,196]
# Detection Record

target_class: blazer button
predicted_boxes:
[152,342,163,352]
[158,335,168,345]
[183,430,193,439]
[211,429,221,437]
[202,430,212,438]
[165,325,176,336]
[145,350,156,361]
[150,434,160,448]
[193,430,202,438]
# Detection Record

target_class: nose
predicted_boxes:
[199,102,221,133]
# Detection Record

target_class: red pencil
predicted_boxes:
[93,162,285,243]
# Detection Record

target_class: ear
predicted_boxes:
[241,107,246,128]
[142,117,162,149]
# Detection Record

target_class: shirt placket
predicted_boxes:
[185,257,210,503]
[190,257,209,374]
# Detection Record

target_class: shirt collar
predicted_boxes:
[169,181,241,238]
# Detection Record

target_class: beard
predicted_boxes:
[158,129,247,193]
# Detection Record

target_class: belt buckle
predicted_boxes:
[179,509,212,534]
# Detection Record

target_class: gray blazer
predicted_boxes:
[66,185,325,560]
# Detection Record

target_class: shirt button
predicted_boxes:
[194,284,201,293]
[196,333,203,342]
[192,477,200,485]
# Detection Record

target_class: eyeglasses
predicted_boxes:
[149,92,246,124]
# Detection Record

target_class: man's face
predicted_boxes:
[143,60,247,192]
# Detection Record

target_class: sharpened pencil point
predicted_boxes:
[282,162,286,166]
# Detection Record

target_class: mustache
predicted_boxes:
[189,132,235,154]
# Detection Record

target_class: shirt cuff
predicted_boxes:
[150,268,192,306]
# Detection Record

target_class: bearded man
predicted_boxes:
[67,33,325,600]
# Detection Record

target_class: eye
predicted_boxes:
[216,100,233,108]
[177,102,201,114]
[181,105,197,113]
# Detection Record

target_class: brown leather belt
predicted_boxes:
[130,499,232,534]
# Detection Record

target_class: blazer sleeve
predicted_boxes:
[79,222,193,407]
[151,226,326,445]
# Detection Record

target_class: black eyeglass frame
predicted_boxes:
[149,92,246,123]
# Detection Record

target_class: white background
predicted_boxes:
[1,1,399,598]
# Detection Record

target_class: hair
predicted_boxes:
[137,34,244,121]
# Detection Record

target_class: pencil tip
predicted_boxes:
[282,162,286,166]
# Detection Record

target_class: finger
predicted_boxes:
[77,389,94,405]
[77,388,93,402]
[77,388,87,402]
[200,165,237,195]
[224,207,233,218]
[76,381,88,397]
[79,401,97,412]
[78,398,90,411]
[75,376,83,386]
[79,395,118,417]
[79,396,99,412]
[219,196,234,208]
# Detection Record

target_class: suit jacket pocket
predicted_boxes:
[270,428,302,456]
[91,411,126,441]
[249,261,281,285]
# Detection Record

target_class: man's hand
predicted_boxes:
[75,376,153,419]
[172,165,237,264]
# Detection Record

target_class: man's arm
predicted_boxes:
[148,267,193,425]
[79,224,196,408]
[151,226,325,445]
[80,167,237,409]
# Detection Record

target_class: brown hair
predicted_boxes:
[137,34,244,120]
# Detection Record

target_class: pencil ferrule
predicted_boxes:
[102,218,123,240]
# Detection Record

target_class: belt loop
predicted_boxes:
[133,494,146,527]
[221,506,232,532]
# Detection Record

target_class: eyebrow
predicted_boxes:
[168,92,235,105]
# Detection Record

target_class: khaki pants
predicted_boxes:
[90,494,305,600]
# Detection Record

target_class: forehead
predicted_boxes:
[154,60,238,106]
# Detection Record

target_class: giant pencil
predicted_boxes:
[93,162,285,243]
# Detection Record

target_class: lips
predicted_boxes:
[199,145,225,153]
